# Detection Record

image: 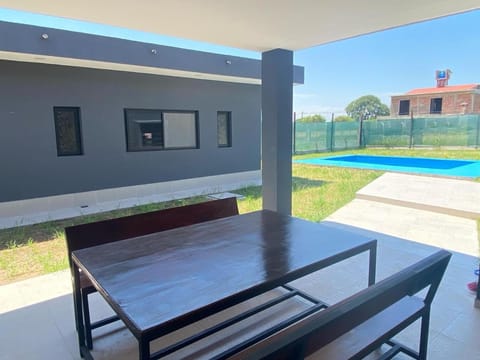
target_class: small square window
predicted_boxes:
[217,111,232,147]
[54,107,83,156]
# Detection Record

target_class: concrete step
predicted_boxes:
[326,198,479,256]
[355,173,480,219]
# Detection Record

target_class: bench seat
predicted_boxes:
[221,250,451,360]
[312,296,424,359]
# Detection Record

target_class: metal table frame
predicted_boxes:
[72,210,377,359]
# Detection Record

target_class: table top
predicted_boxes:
[72,210,375,337]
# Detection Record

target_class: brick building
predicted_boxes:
[391,84,480,116]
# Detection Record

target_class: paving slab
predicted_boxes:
[356,172,480,219]
[327,198,479,257]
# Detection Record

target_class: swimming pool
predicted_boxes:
[295,155,480,178]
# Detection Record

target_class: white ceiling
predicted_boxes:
[1,1,478,51]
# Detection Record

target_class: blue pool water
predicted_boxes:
[295,155,480,178]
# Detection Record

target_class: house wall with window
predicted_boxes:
[0,59,261,203]
[391,84,480,116]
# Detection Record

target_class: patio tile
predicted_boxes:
[356,172,480,219]
[428,332,480,359]
[440,310,480,344]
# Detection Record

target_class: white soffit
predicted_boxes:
[0,51,261,84]
[0,1,478,51]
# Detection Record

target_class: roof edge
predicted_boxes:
[0,21,304,84]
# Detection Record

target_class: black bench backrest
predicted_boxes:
[228,249,451,360]
[65,197,239,264]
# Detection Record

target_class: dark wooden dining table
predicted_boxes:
[72,209,377,359]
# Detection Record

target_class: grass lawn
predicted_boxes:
[1,148,479,285]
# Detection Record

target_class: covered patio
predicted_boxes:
[0,1,479,359]
[1,176,479,358]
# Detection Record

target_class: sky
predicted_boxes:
[1,7,479,116]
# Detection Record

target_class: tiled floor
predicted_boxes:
[0,226,478,359]
[0,173,479,359]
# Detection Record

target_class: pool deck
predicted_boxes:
[356,172,480,219]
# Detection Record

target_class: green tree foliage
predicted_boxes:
[345,95,390,120]
[296,114,326,123]
[334,115,354,122]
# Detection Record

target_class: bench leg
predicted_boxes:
[419,310,430,360]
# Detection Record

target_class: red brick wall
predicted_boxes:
[391,91,480,116]
[473,93,480,113]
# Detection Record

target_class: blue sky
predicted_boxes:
[1,8,478,115]
[294,9,480,115]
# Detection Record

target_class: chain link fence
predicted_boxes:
[293,114,480,154]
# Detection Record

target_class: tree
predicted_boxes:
[296,114,326,123]
[345,95,390,121]
[334,115,354,122]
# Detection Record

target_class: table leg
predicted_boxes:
[139,338,150,360]
[73,262,86,357]
[368,241,377,286]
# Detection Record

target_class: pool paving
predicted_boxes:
[356,172,480,220]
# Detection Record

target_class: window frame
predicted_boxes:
[124,108,199,152]
[398,100,410,116]
[430,98,443,114]
[53,106,83,156]
[217,111,232,148]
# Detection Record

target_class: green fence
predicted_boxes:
[294,121,359,153]
[294,114,480,153]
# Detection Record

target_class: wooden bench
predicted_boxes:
[214,249,451,360]
[65,197,238,350]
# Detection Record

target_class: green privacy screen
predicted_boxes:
[294,114,480,153]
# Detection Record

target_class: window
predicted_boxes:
[54,107,83,156]
[398,100,410,115]
[430,98,443,114]
[217,111,232,147]
[125,109,198,151]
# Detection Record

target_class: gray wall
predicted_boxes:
[0,60,261,202]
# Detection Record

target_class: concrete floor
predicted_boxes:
[0,173,479,359]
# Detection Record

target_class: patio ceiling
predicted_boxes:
[0,1,478,51]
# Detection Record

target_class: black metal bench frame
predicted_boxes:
[65,197,239,353]
[221,250,451,360]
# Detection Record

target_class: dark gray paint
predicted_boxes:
[0,60,261,202]
[0,21,304,84]
[261,49,293,215]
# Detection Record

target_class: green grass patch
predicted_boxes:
[1,148,479,285]
[0,196,207,284]
[295,147,480,161]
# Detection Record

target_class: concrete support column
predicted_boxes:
[261,49,293,215]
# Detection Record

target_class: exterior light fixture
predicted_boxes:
[41,33,49,40]
[151,49,157,54]
[225,60,232,65]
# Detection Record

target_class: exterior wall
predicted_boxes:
[473,93,480,113]
[0,170,261,229]
[0,60,261,203]
[391,91,480,116]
